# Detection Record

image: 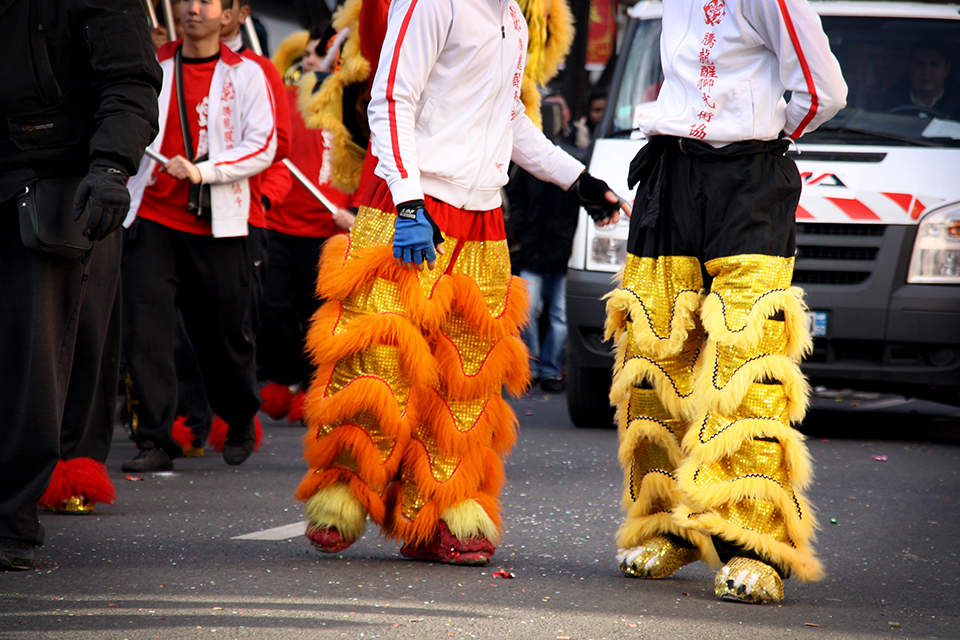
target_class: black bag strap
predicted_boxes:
[174,48,196,163]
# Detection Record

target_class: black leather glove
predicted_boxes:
[568,172,621,222]
[72,160,130,241]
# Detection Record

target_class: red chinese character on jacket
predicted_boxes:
[704,0,726,26]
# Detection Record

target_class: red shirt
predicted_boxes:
[267,86,351,238]
[238,45,291,229]
[138,53,218,235]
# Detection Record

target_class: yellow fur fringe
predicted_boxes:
[700,286,813,360]
[693,343,811,424]
[674,506,823,581]
[610,332,698,420]
[442,498,501,545]
[604,287,704,358]
[297,0,368,193]
[685,414,814,491]
[304,481,368,542]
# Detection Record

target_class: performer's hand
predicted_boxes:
[393,200,445,271]
[72,160,130,241]
[568,172,631,227]
[332,207,356,231]
[164,155,202,184]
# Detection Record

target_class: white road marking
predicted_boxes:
[232,521,306,540]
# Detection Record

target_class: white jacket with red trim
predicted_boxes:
[125,41,277,237]
[644,0,848,146]
[368,0,584,211]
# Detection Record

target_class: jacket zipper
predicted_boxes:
[464,1,509,207]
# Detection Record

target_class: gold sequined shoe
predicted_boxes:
[715,557,784,604]
[617,535,697,579]
[182,445,204,458]
[46,496,96,514]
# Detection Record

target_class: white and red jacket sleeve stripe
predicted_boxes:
[744,0,848,138]
[369,0,448,206]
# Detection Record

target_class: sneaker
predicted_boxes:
[399,521,495,565]
[306,526,354,553]
[121,441,174,472]
[540,377,565,393]
[223,420,255,466]
[0,539,37,571]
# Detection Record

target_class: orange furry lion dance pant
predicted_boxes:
[295,177,528,547]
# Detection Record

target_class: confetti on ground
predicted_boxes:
[493,570,515,579]
[830,518,838,525]
[125,475,144,481]
[805,623,819,627]
[889,622,901,628]
[872,455,887,461]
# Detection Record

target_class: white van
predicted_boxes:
[565,0,960,427]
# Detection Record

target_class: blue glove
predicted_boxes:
[393,200,443,265]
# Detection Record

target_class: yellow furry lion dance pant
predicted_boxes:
[605,136,823,602]
[295,177,527,559]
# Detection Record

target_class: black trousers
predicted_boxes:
[257,230,329,388]
[0,198,89,546]
[60,230,122,463]
[172,224,269,442]
[121,219,260,457]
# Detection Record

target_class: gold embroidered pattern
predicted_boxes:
[441,311,500,379]
[620,254,704,340]
[450,240,513,317]
[698,384,790,443]
[709,319,788,390]
[703,255,795,334]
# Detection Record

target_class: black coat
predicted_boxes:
[506,141,582,273]
[0,0,162,202]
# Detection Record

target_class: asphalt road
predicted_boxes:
[1,390,958,640]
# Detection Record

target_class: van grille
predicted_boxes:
[793,222,886,286]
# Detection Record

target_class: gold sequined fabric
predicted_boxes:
[715,556,784,603]
[708,319,788,390]
[618,255,704,344]
[301,201,524,542]
[703,255,795,335]
[605,248,819,582]
[696,384,789,444]
[617,535,698,579]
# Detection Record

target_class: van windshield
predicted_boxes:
[612,16,960,148]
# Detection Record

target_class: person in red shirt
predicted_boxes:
[255,26,354,421]
[165,0,294,455]
[120,0,277,473]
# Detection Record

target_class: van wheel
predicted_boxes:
[566,356,616,429]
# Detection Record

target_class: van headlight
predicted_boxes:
[908,204,960,284]
[591,237,627,267]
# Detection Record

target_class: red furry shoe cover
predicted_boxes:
[260,383,294,420]
[399,521,495,565]
[172,416,203,457]
[40,458,116,513]
[305,526,354,553]
[286,390,305,423]
[208,415,263,452]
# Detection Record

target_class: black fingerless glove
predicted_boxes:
[73,160,130,241]
[568,172,619,222]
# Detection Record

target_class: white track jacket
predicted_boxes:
[368,0,585,211]
[644,0,848,146]
[125,42,277,238]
